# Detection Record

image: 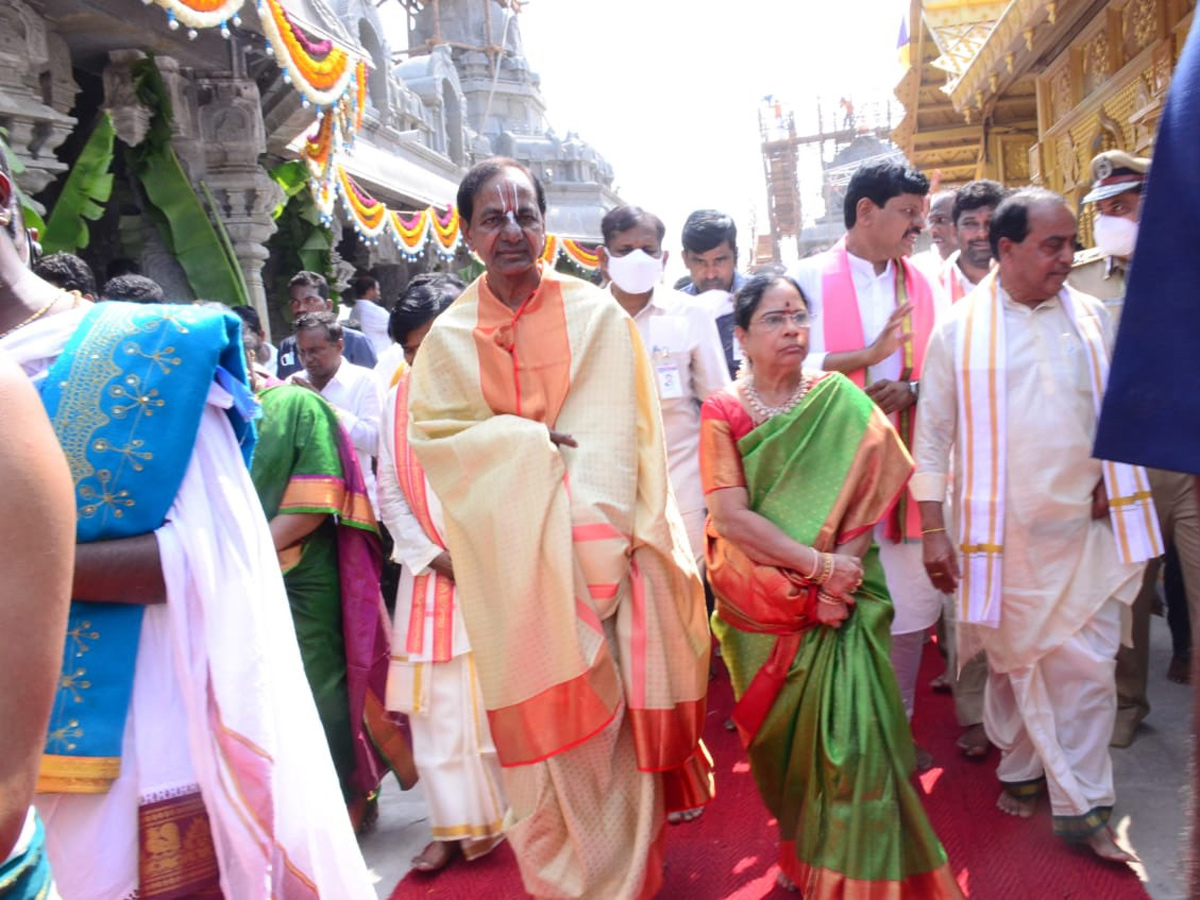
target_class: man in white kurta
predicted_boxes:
[913,189,1155,862]
[378,372,507,870]
[791,160,947,733]
[599,205,730,565]
[289,312,383,511]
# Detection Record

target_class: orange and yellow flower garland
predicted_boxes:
[329,164,600,270]
[147,0,244,37]
[258,0,360,107]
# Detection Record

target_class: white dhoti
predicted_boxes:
[984,597,1121,834]
[877,534,943,719]
[389,653,506,856]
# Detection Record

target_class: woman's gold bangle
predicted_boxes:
[804,550,822,581]
[921,527,947,535]
[813,552,833,586]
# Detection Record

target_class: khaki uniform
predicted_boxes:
[1071,247,1199,747]
[1070,248,1127,323]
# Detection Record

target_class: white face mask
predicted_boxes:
[1093,214,1139,259]
[606,248,663,294]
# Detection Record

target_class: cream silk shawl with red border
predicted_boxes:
[407,267,712,780]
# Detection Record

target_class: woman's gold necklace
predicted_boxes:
[0,291,71,341]
[744,374,812,420]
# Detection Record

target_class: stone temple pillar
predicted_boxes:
[102,52,281,328]
[0,0,78,201]
[196,73,282,330]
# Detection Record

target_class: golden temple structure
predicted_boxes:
[894,0,1195,217]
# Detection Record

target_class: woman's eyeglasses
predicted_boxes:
[752,311,812,331]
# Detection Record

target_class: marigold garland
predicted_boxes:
[318,166,600,270]
[336,165,388,237]
[561,239,600,269]
[146,0,243,38]
[303,113,335,177]
[430,206,461,251]
[390,209,431,253]
[258,0,357,106]
[354,60,367,132]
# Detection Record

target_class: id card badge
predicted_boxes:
[655,359,685,399]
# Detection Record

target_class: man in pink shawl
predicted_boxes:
[790,160,947,766]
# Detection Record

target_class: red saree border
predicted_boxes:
[779,842,964,900]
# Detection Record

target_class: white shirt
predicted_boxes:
[618,286,730,516]
[793,249,948,380]
[939,250,986,302]
[293,359,382,510]
[908,247,950,283]
[349,298,392,356]
[373,342,406,400]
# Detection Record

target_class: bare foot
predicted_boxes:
[1084,827,1138,863]
[955,723,991,759]
[668,806,704,825]
[411,840,458,873]
[929,671,951,693]
[1167,656,1191,685]
[776,870,799,892]
[996,790,1037,818]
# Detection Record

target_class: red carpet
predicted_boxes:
[389,642,1151,899]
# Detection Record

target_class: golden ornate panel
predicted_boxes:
[1122,0,1161,58]
[1080,23,1114,97]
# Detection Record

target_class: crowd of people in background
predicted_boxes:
[0,107,1191,899]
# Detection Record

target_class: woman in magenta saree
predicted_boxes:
[701,275,961,897]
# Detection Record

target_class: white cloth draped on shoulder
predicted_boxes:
[954,272,1162,628]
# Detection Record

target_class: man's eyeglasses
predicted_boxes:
[752,310,812,331]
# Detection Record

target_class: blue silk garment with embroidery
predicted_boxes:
[36,301,256,793]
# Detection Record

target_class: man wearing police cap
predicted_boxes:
[1070,150,1149,315]
[1071,149,1200,747]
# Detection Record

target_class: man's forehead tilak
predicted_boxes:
[496,180,521,226]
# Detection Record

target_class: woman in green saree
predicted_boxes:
[249,373,415,833]
[701,274,961,897]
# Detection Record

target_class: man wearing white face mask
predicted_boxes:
[1071,149,1200,747]
[600,205,730,564]
[1070,150,1148,322]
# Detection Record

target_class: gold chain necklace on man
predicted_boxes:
[0,291,72,340]
[744,374,812,420]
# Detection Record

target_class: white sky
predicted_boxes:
[517,0,909,277]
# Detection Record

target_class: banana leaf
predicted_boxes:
[298,228,332,275]
[199,180,251,305]
[127,56,249,307]
[268,160,311,220]
[137,144,249,306]
[41,112,116,254]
